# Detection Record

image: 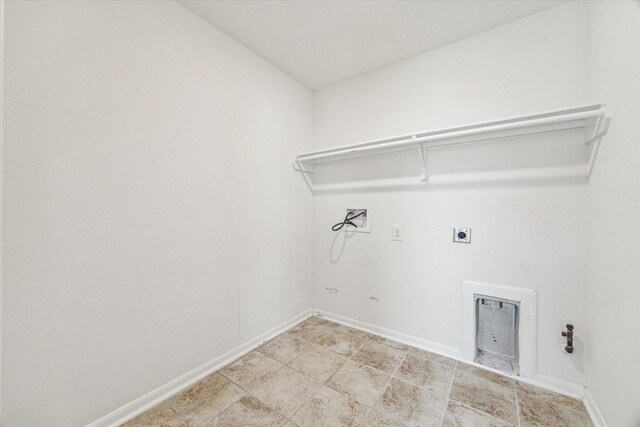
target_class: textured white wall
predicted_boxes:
[585,2,640,426]
[4,1,638,426]
[2,1,313,425]
[312,2,590,386]
[0,1,4,423]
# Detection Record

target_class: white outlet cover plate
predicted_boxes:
[344,205,370,233]
[392,225,402,241]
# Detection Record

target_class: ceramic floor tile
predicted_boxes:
[407,347,457,368]
[394,353,454,396]
[316,331,365,357]
[351,408,406,426]
[120,403,186,427]
[449,368,517,425]
[221,351,284,392]
[306,316,341,329]
[325,359,391,407]
[288,346,346,383]
[351,341,407,374]
[259,332,314,364]
[167,373,245,425]
[368,335,410,351]
[455,363,515,389]
[375,378,446,427]
[335,324,375,341]
[442,400,514,426]
[518,394,594,427]
[516,381,587,414]
[215,395,287,426]
[126,322,595,427]
[291,385,368,427]
[287,321,333,344]
[251,366,322,418]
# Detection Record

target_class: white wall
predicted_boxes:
[585,2,640,426]
[4,1,638,426]
[2,1,313,425]
[0,0,5,423]
[312,2,590,386]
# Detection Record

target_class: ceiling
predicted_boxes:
[179,0,568,90]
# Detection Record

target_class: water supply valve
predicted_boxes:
[561,324,574,353]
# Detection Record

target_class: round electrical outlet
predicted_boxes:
[453,227,471,243]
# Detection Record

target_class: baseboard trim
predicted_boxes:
[314,309,463,361]
[314,309,585,399]
[87,309,313,427]
[526,373,585,399]
[583,388,608,427]
[87,307,605,427]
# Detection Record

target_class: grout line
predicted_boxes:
[406,350,457,372]
[369,347,408,410]
[439,361,457,426]
[220,323,322,423]
[322,355,348,386]
[287,322,371,425]
[287,383,323,424]
[449,398,518,426]
[139,318,531,427]
[445,364,519,426]
[120,315,309,425]
[322,324,408,423]
[313,316,457,427]
[370,350,456,415]
[324,312,532,384]
[448,362,458,398]
[178,375,248,427]
[366,349,409,426]
[168,405,187,424]
[276,320,354,424]
[227,373,293,422]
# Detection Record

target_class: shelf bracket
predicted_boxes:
[584,127,609,146]
[292,161,315,192]
[586,114,612,178]
[417,138,428,182]
[291,162,314,174]
[585,115,611,146]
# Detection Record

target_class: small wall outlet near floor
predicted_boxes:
[453,227,471,243]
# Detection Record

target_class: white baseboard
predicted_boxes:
[583,388,608,427]
[525,373,585,400]
[314,309,463,361]
[87,307,605,427]
[314,310,587,400]
[87,309,313,427]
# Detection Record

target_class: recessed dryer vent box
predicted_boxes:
[344,206,370,233]
[475,294,520,374]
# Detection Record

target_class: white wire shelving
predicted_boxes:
[293,103,611,191]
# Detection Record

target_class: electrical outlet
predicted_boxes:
[453,227,471,243]
[344,206,370,233]
[392,225,402,241]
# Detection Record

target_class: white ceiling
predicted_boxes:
[179,0,568,90]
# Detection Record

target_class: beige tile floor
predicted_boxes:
[122,316,593,427]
